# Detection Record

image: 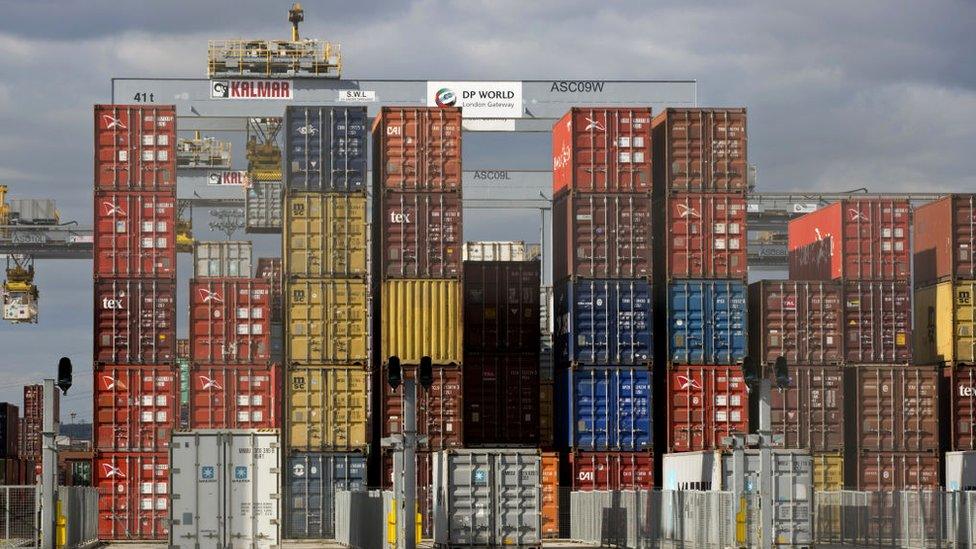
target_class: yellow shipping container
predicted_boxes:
[287,366,369,451]
[382,279,462,364]
[287,279,369,364]
[915,281,976,364]
[812,453,844,491]
[540,382,554,449]
[285,193,368,278]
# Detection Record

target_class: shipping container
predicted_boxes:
[668,364,748,452]
[463,260,540,353]
[788,199,911,281]
[668,280,747,364]
[189,364,280,429]
[381,450,434,538]
[913,194,976,287]
[463,353,539,446]
[555,278,652,365]
[764,365,845,452]
[176,338,190,360]
[552,107,652,194]
[651,108,747,194]
[94,279,176,364]
[245,180,283,232]
[95,452,169,540]
[432,449,542,547]
[94,105,176,192]
[372,107,461,192]
[193,241,252,278]
[813,453,844,491]
[381,192,462,279]
[21,385,47,462]
[256,257,283,323]
[94,364,176,452]
[856,452,940,490]
[381,279,462,364]
[285,106,368,193]
[945,451,976,490]
[189,278,271,364]
[287,278,369,364]
[915,280,975,365]
[169,430,280,548]
[285,193,368,278]
[540,382,554,449]
[0,404,17,459]
[843,280,912,364]
[557,366,652,451]
[94,191,176,278]
[854,365,939,452]
[553,191,652,280]
[286,366,369,451]
[463,241,528,262]
[285,452,367,539]
[945,365,976,450]
[749,280,844,365]
[541,452,559,539]
[8,198,59,225]
[666,193,747,279]
[381,363,463,449]
[569,451,654,491]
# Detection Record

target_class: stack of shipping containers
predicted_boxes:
[373,107,463,537]
[92,105,177,540]
[282,106,370,539]
[22,384,50,479]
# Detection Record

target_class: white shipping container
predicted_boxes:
[462,240,527,261]
[194,241,253,278]
[169,429,280,548]
[946,451,976,491]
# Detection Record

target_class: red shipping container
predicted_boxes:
[189,363,281,429]
[948,364,976,451]
[855,365,939,452]
[749,280,844,365]
[553,191,652,280]
[766,365,845,452]
[569,451,654,491]
[552,107,652,194]
[667,193,747,279]
[463,261,540,352]
[382,450,434,537]
[95,452,169,540]
[94,192,176,278]
[93,364,177,452]
[914,194,976,287]
[843,280,912,364]
[189,278,271,364]
[381,192,462,278]
[652,108,747,194]
[94,105,176,192]
[788,199,911,281]
[668,365,748,452]
[94,279,176,364]
[256,257,283,323]
[372,107,461,192]
[462,353,539,446]
[381,363,463,449]
[856,452,940,490]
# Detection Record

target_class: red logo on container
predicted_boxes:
[101,115,126,129]
[101,463,126,478]
[100,375,128,391]
[676,204,701,218]
[584,117,606,131]
[101,201,126,217]
[197,288,223,304]
[848,208,869,222]
[198,375,223,390]
[676,375,703,390]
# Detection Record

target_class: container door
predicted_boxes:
[229,433,279,548]
[171,436,222,547]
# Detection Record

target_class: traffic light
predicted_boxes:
[418,356,433,390]
[57,357,73,395]
[387,356,401,391]
[774,356,790,389]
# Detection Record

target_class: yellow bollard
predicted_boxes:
[386,498,422,546]
[56,499,66,547]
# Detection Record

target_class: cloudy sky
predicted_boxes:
[0,0,973,419]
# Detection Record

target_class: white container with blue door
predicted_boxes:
[668,279,747,364]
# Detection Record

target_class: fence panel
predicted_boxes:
[0,486,37,548]
[58,486,97,548]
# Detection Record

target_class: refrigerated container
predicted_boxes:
[94,191,176,278]
[552,107,652,194]
[651,108,747,194]
[93,364,176,452]
[463,260,540,353]
[381,279,462,364]
[193,241,252,278]
[764,365,844,452]
[749,280,843,365]
[189,364,280,429]
[372,107,461,192]
[854,365,939,452]
[947,364,976,450]
[856,452,940,490]
[665,193,747,279]
[557,366,652,451]
[569,451,654,491]
[284,193,368,278]
[463,241,528,261]
[169,430,280,549]
[555,278,652,365]
[541,452,559,539]
[668,364,748,452]
[95,452,169,540]
[843,280,912,364]
[286,366,369,452]
[286,452,367,539]
[915,280,975,365]
[945,451,976,490]
[463,353,539,446]
[94,278,176,364]
[380,191,462,278]
[189,278,271,364]
[94,105,176,192]
[668,280,747,364]
[287,278,369,364]
[244,180,283,232]
[285,106,368,193]
[381,363,463,449]
[913,194,976,287]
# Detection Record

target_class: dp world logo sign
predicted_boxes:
[434,88,457,107]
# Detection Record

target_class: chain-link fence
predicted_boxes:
[0,486,36,547]
[0,486,97,549]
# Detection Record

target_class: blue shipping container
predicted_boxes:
[556,278,652,365]
[285,106,368,192]
[285,452,367,539]
[669,279,747,364]
[557,366,653,451]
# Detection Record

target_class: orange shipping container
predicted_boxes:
[372,107,461,192]
[652,108,747,194]
[541,452,560,539]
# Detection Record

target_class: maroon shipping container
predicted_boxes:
[552,107,653,194]
[788,199,911,281]
[256,257,283,323]
[372,107,461,192]
[94,105,176,192]
[945,364,976,450]
[94,192,176,278]
[569,451,654,491]
[93,364,177,452]
[94,279,176,364]
[463,261,540,352]
[189,278,271,364]
[667,193,747,279]
[914,194,976,287]
[855,365,939,452]
[381,363,463,449]
[381,192,462,279]
[856,452,940,490]
[652,108,747,194]
[668,365,748,452]
[95,452,169,540]
[553,191,652,280]
[766,365,845,452]
[21,385,48,461]
[462,353,539,446]
[843,280,912,364]
[749,280,843,365]
[189,363,281,429]
[382,450,434,537]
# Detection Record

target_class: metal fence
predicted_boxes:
[0,486,97,549]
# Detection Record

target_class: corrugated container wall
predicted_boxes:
[381,364,463,449]
[668,365,748,452]
[558,366,652,451]
[463,353,539,446]
[749,280,843,365]
[286,366,369,452]
[372,107,462,192]
[284,193,368,278]
[381,279,462,364]
[813,453,845,491]
[95,452,169,540]
[193,241,252,278]
[947,365,976,450]
[380,192,462,279]
[94,279,176,364]
[541,453,559,539]
[555,278,652,365]
[287,278,369,365]
[843,280,912,364]
[666,194,747,279]
[463,241,527,262]
[94,192,176,278]
[94,105,176,192]
[856,452,940,490]
[94,364,177,452]
[189,278,271,364]
[285,452,367,539]
[568,451,654,491]
[651,108,748,194]
[245,181,283,233]
[463,260,540,353]
[668,280,747,364]
[284,106,368,193]
[763,365,845,452]
[913,194,976,287]
[256,257,282,323]
[853,365,939,452]
[914,280,975,365]
[189,364,280,429]
[0,404,18,458]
